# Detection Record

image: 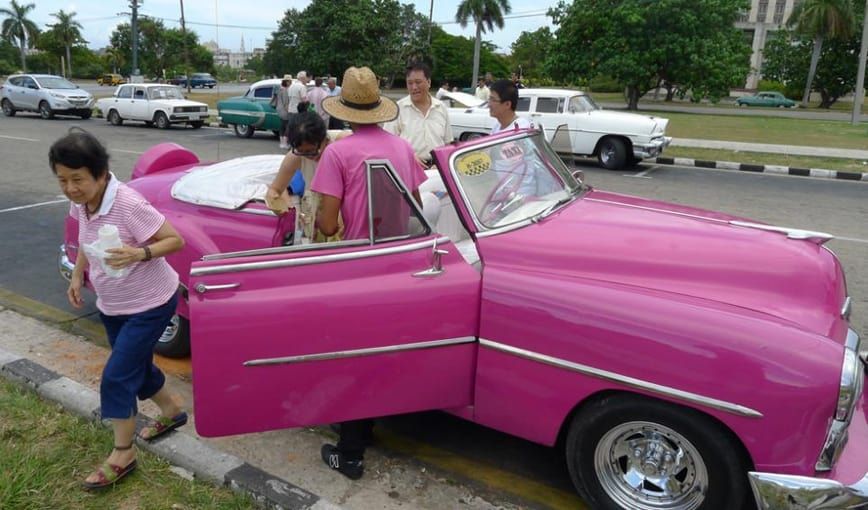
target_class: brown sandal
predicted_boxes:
[138,412,188,442]
[82,444,137,490]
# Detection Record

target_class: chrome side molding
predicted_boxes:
[729,221,835,245]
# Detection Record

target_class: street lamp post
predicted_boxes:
[851,0,868,125]
[130,0,142,80]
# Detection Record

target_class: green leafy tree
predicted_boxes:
[46,9,85,77]
[430,25,510,87]
[510,27,554,83]
[787,0,856,107]
[104,46,125,74]
[547,0,750,110]
[109,20,212,78]
[0,0,39,72]
[455,0,512,88]
[763,24,865,108]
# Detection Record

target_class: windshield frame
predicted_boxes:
[447,130,586,235]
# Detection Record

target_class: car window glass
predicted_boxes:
[536,97,561,113]
[117,86,132,99]
[368,163,429,242]
[35,76,76,89]
[7,77,21,86]
[149,86,184,100]
[134,87,146,99]
[253,86,273,99]
[516,97,530,112]
[22,77,36,88]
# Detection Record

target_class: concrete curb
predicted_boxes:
[0,345,343,510]
[652,156,868,181]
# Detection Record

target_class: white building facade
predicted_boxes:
[736,0,802,89]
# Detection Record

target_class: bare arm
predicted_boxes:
[265,152,305,214]
[316,194,342,237]
[105,220,185,269]
[67,249,88,308]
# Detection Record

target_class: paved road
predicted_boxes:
[0,114,865,509]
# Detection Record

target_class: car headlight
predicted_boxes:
[173,107,182,113]
[200,106,208,112]
[50,92,66,99]
[837,336,864,422]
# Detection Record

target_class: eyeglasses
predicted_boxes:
[291,144,323,157]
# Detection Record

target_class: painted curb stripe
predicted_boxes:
[225,463,321,510]
[2,358,61,387]
[653,157,868,181]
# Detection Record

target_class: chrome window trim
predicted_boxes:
[238,206,277,217]
[202,239,370,261]
[244,336,476,366]
[365,160,433,241]
[191,236,449,277]
[479,339,763,419]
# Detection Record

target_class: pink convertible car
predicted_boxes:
[60,129,865,510]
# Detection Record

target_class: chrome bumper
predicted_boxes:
[58,244,74,282]
[749,471,868,509]
[633,136,672,159]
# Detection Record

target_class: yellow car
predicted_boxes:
[96,73,126,86]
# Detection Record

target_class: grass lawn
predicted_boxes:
[0,378,255,510]
[664,146,868,174]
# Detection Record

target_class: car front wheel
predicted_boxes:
[39,101,54,119]
[80,110,92,120]
[154,111,170,129]
[597,137,628,170]
[1,99,15,117]
[233,123,255,138]
[154,314,190,358]
[566,394,751,510]
[189,120,204,129]
[108,109,123,126]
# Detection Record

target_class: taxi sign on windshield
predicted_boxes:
[455,151,492,176]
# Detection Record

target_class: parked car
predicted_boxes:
[168,75,188,86]
[58,129,865,510]
[96,73,126,86]
[444,88,671,170]
[95,83,209,129]
[217,78,282,138]
[189,73,217,88]
[736,91,797,108]
[1,74,94,119]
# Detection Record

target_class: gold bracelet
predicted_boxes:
[143,246,152,261]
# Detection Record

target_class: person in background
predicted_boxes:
[384,61,453,169]
[50,129,186,490]
[287,71,309,115]
[265,111,349,241]
[434,81,449,100]
[312,66,426,479]
[484,71,494,87]
[325,77,343,129]
[307,76,329,125]
[276,77,292,149]
[511,72,525,89]
[489,79,531,134]
[475,77,490,101]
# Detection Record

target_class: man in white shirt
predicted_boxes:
[475,78,490,101]
[385,62,453,168]
[489,79,531,134]
[325,77,343,129]
[287,71,309,115]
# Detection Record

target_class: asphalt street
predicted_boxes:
[0,113,866,509]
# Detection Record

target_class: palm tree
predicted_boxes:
[787,0,856,107]
[105,46,124,74]
[455,0,511,88]
[0,0,39,72]
[48,9,85,78]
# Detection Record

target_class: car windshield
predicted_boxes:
[568,95,599,113]
[194,74,213,79]
[451,132,585,229]
[149,86,185,100]
[36,77,76,89]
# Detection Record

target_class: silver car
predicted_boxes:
[1,74,94,119]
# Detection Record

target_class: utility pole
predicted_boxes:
[130,0,142,79]
[427,0,434,48]
[851,0,868,125]
[180,0,191,93]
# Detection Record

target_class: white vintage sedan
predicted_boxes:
[445,89,672,170]
[96,83,209,129]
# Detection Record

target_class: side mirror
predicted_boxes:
[572,169,585,182]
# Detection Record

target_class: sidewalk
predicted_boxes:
[0,305,524,510]
[671,138,868,160]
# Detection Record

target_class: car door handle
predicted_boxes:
[195,282,240,294]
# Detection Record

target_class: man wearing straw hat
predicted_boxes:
[311,66,427,479]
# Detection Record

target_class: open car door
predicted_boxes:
[189,161,481,437]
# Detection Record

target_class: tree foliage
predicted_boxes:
[510,27,553,83]
[45,10,86,77]
[0,0,39,72]
[109,19,213,78]
[547,0,751,109]
[261,0,432,85]
[762,20,865,108]
[455,0,512,87]
[429,26,510,87]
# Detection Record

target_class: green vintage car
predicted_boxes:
[217,78,283,138]
[736,91,797,108]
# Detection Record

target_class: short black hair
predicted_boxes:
[48,129,110,179]
[405,61,431,80]
[287,111,327,149]
[490,79,519,111]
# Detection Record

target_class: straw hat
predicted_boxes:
[282,74,293,81]
[321,66,397,124]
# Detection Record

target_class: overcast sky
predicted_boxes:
[21,0,556,54]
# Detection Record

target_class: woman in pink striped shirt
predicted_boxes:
[50,130,187,489]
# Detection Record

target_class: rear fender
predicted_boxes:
[132,143,199,180]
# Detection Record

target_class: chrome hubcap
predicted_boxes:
[594,421,707,510]
[158,315,180,344]
[601,144,615,163]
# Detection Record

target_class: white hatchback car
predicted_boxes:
[445,88,672,170]
[1,74,94,119]
[96,83,209,129]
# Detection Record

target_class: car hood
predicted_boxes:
[48,88,92,99]
[477,189,846,338]
[584,109,668,135]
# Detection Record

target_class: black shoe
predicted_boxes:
[327,424,375,446]
[321,444,364,480]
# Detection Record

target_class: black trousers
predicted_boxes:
[328,116,345,130]
[337,419,374,460]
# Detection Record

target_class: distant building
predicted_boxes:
[736,0,802,89]
[206,36,265,69]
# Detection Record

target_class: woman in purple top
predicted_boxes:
[50,130,187,489]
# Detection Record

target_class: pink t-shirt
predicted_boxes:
[73,177,179,316]
[311,124,427,240]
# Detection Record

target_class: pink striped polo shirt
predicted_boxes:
[72,175,179,316]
